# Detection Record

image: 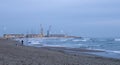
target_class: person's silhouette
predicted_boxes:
[21,40,24,46]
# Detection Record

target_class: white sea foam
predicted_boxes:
[72,39,81,42]
[60,39,68,42]
[109,51,120,54]
[28,41,41,44]
[72,39,88,42]
[43,44,65,47]
[114,38,120,41]
[73,38,90,42]
[77,44,84,46]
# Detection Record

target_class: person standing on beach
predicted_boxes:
[21,40,24,46]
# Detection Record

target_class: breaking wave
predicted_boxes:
[114,38,120,41]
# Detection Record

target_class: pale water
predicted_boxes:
[15,37,120,59]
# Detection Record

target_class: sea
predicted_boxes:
[15,37,120,59]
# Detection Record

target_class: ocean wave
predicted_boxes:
[114,38,120,41]
[88,48,120,54]
[28,41,41,44]
[109,51,120,54]
[72,39,88,42]
[43,44,65,47]
[15,38,120,55]
[59,39,68,42]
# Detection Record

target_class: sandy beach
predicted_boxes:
[0,38,120,65]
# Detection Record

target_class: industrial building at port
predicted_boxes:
[3,25,79,39]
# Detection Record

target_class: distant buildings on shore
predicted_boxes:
[4,34,25,39]
[3,34,80,39]
[3,25,81,39]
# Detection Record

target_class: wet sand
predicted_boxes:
[0,38,120,65]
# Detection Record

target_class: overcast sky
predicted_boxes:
[0,0,120,37]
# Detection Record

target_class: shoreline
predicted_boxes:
[0,38,120,65]
[42,47,120,60]
[18,37,120,60]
